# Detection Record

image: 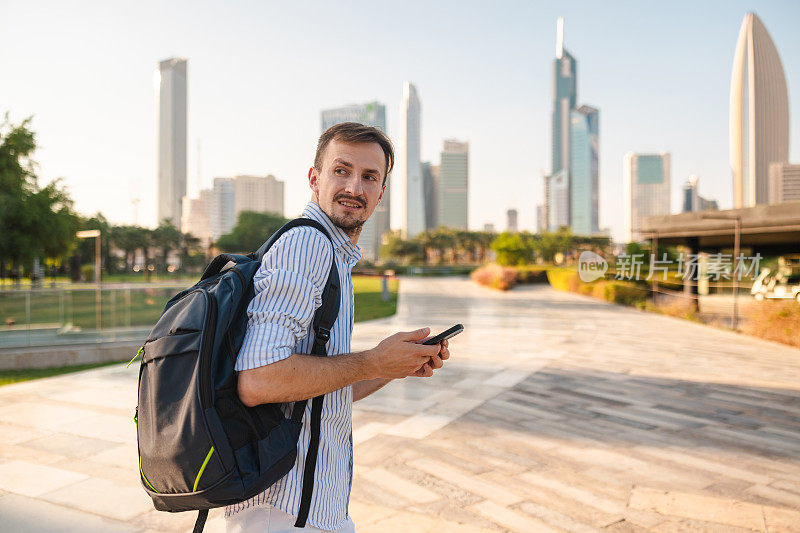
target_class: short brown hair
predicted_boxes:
[314,122,394,186]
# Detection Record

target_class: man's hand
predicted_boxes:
[411,338,450,377]
[364,328,441,380]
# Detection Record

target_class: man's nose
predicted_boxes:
[344,174,364,197]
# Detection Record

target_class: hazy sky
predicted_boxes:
[3,0,799,242]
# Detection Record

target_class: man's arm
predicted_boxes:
[352,378,393,402]
[351,338,450,402]
[238,328,440,406]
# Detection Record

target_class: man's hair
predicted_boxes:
[314,122,394,186]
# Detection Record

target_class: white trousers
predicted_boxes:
[225,504,356,533]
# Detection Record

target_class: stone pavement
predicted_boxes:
[1,277,799,532]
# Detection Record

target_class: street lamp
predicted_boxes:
[699,213,742,330]
[77,229,102,331]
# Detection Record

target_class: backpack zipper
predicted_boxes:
[199,291,217,410]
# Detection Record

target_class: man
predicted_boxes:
[226,122,450,532]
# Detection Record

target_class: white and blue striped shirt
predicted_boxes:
[226,201,361,530]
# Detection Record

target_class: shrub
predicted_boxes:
[602,282,647,307]
[744,301,800,348]
[81,264,94,282]
[546,269,579,292]
[471,264,518,291]
[515,266,549,284]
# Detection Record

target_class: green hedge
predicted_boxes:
[545,268,648,307]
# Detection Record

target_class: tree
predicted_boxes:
[152,220,183,273]
[379,231,424,264]
[0,114,79,280]
[491,232,533,266]
[216,211,288,253]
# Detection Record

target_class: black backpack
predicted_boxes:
[134,218,341,532]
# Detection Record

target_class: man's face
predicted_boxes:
[309,139,386,239]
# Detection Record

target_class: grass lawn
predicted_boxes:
[353,275,399,323]
[0,360,125,386]
[0,275,399,386]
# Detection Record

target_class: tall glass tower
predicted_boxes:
[157,58,188,227]
[437,140,469,230]
[570,106,599,235]
[730,12,789,207]
[552,17,577,176]
[400,82,425,238]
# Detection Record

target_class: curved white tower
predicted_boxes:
[400,82,425,237]
[730,13,789,207]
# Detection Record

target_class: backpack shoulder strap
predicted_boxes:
[255,219,341,529]
[251,218,333,264]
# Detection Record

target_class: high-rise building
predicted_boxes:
[232,175,285,219]
[320,102,389,262]
[204,175,285,242]
[506,209,518,233]
[569,105,599,235]
[181,190,212,248]
[422,162,439,231]
[544,18,600,234]
[483,223,496,233]
[536,205,546,233]
[624,153,671,242]
[157,58,188,227]
[210,178,234,240]
[547,170,569,230]
[682,176,719,213]
[730,13,789,208]
[552,17,577,177]
[437,140,469,230]
[399,82,425,238]
[321,102,386,132]
[769,163,800,203]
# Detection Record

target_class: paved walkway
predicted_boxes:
[1,277,799,532]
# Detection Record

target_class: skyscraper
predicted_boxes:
[544,18,600,235]
[730,13,789,208]
[422,162,439,231]
[682,176,719,213]
[319,102,389,262]
[624,153,671,242]
[437,140,469,230]
[157,58,188,227]
[210,177,234,240]
[232,175,285,219]
[552,17,577,177]
[769,163,800,204]
[506,209,518,233]
[569,106,599,235]
[400,82,425,238]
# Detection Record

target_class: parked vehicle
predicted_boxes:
[751,255,800,302]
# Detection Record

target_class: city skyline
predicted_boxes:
[3,1,799,242]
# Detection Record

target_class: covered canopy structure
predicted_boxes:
[640,202,800,256]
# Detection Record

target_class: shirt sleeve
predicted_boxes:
[235,227,335,371]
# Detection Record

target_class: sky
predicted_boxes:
[2,0,799,242]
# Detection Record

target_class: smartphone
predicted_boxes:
[421,324,464,345]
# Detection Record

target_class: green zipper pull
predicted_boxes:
[126,346,144,368]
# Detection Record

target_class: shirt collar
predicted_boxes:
[302,201,362,263]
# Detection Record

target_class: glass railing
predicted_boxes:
[0,283,188,348]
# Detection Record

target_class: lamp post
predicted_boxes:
[77,229,102,331]
[699,214,742,330]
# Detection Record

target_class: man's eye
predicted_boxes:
[335,168,347,175]
[364,175,377,181]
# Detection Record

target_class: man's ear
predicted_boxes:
[376,184,386,204]
[308,166,319,194]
